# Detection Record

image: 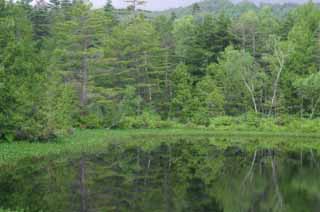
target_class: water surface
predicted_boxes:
[1,136,320,212]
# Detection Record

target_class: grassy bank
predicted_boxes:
[118,113,320,133]
[1,129,320,167]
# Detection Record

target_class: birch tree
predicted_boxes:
[263,36,288,115]
[218,46,265,113]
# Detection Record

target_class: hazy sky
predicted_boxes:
[92,0,319,10]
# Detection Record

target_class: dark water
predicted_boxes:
[1,137,320,212]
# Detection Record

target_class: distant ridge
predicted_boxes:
[150,0,302,18]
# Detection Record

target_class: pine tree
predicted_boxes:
[0,1,72,140]
[192,3,200,16]
[104,16,167,114]
[104,0,113,13]
[49,0,60,9]
[31,0,51,48]
[52,1,110,126]
[104,0,117,25]
[60,0,71,9]
[124,0,146,12]
[170,64,193,121]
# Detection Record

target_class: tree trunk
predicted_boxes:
[80,41,88,107]
[310,97,320,119]
[242,77,258,113]
[79,158,87,212]
[269,63,284,116]
[252,31,256,57]
[80,17,89,108]
[269,39,285,116]
[143,51,152,102]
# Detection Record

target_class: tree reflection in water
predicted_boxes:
[0,137,320,212]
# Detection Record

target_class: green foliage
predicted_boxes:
[170,64,193,120]
[0,0,74,141]
[173,14,233,77]
[196,76,225,116]
[118,111,180,129]
[209,113,320,133]
[1,0,320,140]
[294,72,320,118]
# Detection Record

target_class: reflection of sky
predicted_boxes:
[90,0,320,10]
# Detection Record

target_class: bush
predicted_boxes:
[210,116,234,128]
[240,112,261,128]
[258,118,278,131]
[117,112,161,129]
[286,118,320,133]
[275,115,292,126]
[78,113,103,129]
[207,114,320,133]
[116,112,187,129]
[191,111,210,127]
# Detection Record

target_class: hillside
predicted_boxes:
[151,0,299,18]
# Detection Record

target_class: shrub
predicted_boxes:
[191,111,210,127]
[210,116,234,128]
[240,112,261,128]
[117,112,163,129]
[78,113,103,129]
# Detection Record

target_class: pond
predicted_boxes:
[1,136,320,212]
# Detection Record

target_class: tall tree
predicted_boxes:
[263,36,288,116]
[294,73,320,118]
[104,0,117,24]
[31,0,51,48]
[216,46,265,113]
[174,14,234,78]
[232,11,259,57]
[104,16,166,114]
[0,1,73,140]
[124,0,146,12]
[52,1,109,113]
[49,0,60,9]
[192,3,200,16]
[170,64,193,121]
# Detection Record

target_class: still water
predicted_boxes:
[1,136,320,212]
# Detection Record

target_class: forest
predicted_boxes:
[1,0,320,141]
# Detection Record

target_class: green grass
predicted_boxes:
[0,209,24,212]
[1,129,320,167]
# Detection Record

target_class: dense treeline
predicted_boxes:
[1,0,320,140]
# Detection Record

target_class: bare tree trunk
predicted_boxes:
[80,51,88,107]
[300,99,304,118]
[251,93,258,113]
[80,17,89,108]
[242,77,258,113]
[252,31,256,57]
[269,38,285,116]
[269,62,284,116]
[242,27,246,50]
[310,149,319,168]
[300,150,303,168]
[148,86,152,102]
[310,97,320,119]
[143,51,152,102]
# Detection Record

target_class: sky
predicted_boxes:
[92,0,319,10]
